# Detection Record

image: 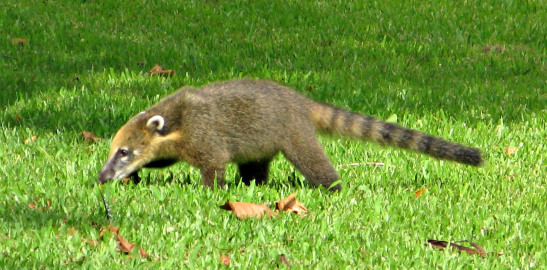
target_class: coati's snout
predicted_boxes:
[97,147,137,183]
[97,162,114,184]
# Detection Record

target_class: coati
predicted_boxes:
[98,79,482,190]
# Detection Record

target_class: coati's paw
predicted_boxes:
[129,172,141,185]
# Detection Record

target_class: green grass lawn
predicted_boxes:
[1,0,545,268]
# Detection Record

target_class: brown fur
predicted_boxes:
[98,79,483,190]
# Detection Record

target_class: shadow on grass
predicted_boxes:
[3,71,544,141]
[2,201,110,231]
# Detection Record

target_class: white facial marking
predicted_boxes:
[113,171,128,180]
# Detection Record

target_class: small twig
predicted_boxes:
[98,188,112,221]
[337,162,396,169]
[2,54,15,59]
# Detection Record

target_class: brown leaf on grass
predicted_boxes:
[139,247,150,259]
[275,193,308,215]
[504,147,518,155]
[15,114,21,121]
[28,197,53,212]
[468,241,487,257]
[82,237,99,247]
[24,136,37,144]
[117,234,135,254]
[220,254,230,266]
[426,239,499,258]
[99,225,120,238]
[220,200,279,219]
[279,254,291,268]
[482,45,505,53]
[82,131,101,143]
[98,225,150,259]
[149,64,175,78]
[415,187,428,198]
[11,38,27,46]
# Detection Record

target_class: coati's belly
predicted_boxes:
[144,158,179,168]
[229,142,280,164]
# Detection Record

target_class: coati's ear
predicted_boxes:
[146,115,165,132]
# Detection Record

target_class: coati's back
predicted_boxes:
[194,79,481,166]
[192,80,317,159]
[99,79,482,190]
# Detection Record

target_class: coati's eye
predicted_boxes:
[119,149,129,157]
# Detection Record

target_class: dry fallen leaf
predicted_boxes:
[482,45,505,53]
[426,239,499,258]
[82,237,99,247]
[24,136,37,144]
[279,254,291,268]
[275,193,308,215]
[11,38,27,46]
[82,131,101,143]
[220,254,230,266]
[468,241,487,257]
[139,247,150,259]
[504,147,518,155]
[117,234,135,254]
[415,187,428,198]
[149,64,175,78]
[99,225,120,238]
[98,225,150,259]
[28,203,37,209]
[220,200,278,219]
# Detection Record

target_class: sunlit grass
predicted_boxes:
[0,0,545,268]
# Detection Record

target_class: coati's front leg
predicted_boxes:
[238,158,272,185]
[200,166,226,187]
[129,171,141,184]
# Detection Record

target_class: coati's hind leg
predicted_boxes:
[281,136,341,191]
[238,158,272,185]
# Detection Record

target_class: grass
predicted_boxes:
[0,0,545,268]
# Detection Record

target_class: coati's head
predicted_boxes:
[98,113,181,183]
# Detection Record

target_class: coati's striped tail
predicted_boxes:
[310,103,483,166]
